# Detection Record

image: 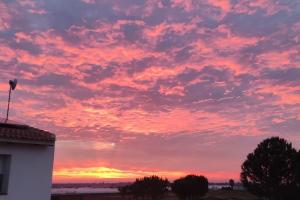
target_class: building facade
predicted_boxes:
[0,120,55,200]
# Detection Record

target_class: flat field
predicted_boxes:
[51,190,261,200]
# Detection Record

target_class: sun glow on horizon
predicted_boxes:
[53,167,239,183]
[53,167,185,182]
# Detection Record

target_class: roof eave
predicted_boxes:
[0,138,55,146]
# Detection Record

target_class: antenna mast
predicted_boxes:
[6,79,17,121]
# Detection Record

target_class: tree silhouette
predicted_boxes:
[171,175,208,200]
[295,151,300,183]
[292,151,300,198]
[229,179,234,190]
[241,137,298,200]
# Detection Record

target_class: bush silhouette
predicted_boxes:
[128,175,169,200]
[172,175,208,200]
[229,179,234,190]
[118,185,132,199]
[241,137,298,200]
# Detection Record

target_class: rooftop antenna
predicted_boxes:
[6,79,17,122]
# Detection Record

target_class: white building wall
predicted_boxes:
[0,143,55,200]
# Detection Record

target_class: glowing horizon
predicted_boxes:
[53,166,240,183]
[0,0,300,183]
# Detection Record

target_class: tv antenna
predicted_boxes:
[6,79,17,121]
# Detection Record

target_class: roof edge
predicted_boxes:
[0,138,55,146]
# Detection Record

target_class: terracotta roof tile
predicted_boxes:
[0,122,55,145]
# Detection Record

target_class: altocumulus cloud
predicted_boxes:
[0,0,300,182]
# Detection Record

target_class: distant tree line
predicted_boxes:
[119,175,208,200]
[119,137,300,200]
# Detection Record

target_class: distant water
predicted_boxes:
[52,187,119,194]
[209,184,230,189]
[209,184,245,190]
[52,184,244,194]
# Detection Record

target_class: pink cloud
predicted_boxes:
[207,0,231,12]
[1,0,300,183]
[0,2,11,30]
[171,0,194,12]
[0,45,16,62]
[257,49,298,69]
[159,85,185,96]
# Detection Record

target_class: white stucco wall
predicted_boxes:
[0,143,55,200]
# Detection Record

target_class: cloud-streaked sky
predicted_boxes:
[1,0,300,183]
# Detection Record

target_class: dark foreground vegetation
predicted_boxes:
[52,137,300,200]
[241,137,300,200]
[51,190,260,200]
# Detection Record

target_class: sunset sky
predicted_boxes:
[0,0,300,183]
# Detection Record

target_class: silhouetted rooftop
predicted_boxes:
[0,118,55,146]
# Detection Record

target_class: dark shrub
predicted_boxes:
[221,186,232,191]
[130,175,169,200]
[241,137,298,200]
[229,179,234,190]
[172,175,208,200]
[118,185,132,199]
